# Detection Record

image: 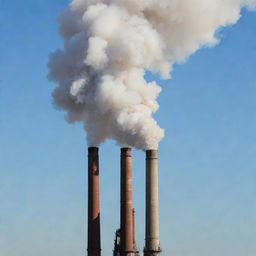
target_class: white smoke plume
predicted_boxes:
[48,0,255,150]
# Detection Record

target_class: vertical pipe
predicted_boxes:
[132,209,135,248]
[144,150,161,256]
[132,209,139,256]
[88,147,101,256]
[120,148,134,256]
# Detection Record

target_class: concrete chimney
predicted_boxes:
[132,209,139,256]
[144,150,161,256]
[87,147,101,256]
[120,148,136,256]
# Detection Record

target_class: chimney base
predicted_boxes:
[143,248,162,256]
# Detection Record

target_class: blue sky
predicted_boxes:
[0,1,256,256]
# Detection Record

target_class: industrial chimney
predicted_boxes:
[132,209,140,256]
[144,150,161,256]
[87,147,101,256]
[119,148,138,256]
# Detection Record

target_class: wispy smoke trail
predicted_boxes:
[48,0,255,150]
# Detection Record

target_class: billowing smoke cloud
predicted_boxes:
[48,0,255,150]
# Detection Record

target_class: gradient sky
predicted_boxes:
[0,1,256,256]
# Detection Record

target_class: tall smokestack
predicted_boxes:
[87,147,101,256]
[144,150,161,256]
[132,209,139,256]
[120,148,136,256]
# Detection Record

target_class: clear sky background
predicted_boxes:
[0,1,256,256]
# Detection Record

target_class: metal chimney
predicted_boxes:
[120,148,136,256]
[87,147,101,256]
[144,150,161,256]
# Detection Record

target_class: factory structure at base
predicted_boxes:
[87,147,162,256]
